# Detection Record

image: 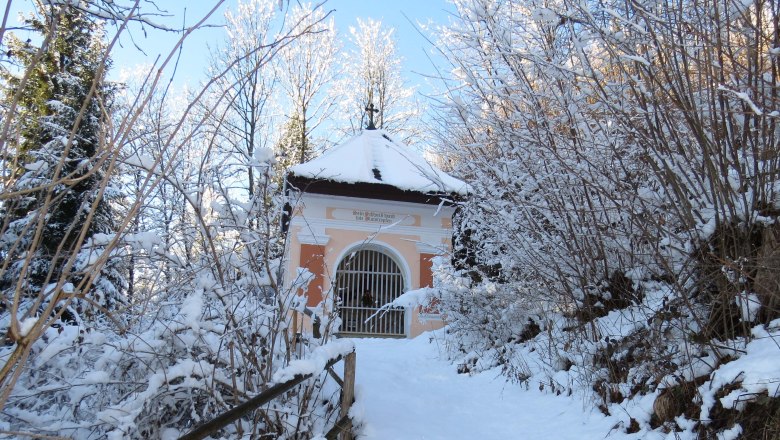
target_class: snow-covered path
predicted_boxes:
[350,335,619,440]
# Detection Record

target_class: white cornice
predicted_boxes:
[415,242,446,254]
[290,216,452,238]
[297,232,331,246]
[295,191,458,214]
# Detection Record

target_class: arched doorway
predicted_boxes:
[334,247,406,336]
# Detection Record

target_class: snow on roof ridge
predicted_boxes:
[378,132,461,192]
[288,128,470,196]
[371,141,384,181]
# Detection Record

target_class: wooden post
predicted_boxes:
[179,355,345,440]
[339,351,356,440]
[291,311,299,348]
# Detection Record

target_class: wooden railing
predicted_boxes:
[179,347,356,440]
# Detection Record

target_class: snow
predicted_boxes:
[620,54,651,66]
[351,335,622,439]
[387,287,433,309]
[124,231,162,253]
[718,85,764,115]
[736,292,762,322]
[272,339,355,383]
[23,160,48,172]
[19,317,37,338]
[81,370,110,384]
[699,325,780,423]
[288,129,471,196]
[293,267,315,294]
[366,288,435,324]
[531,8,559,25]
[253,146,275,165]
[124,152,156,170]
[717,424,743,440]
[180,291,203,332]
[90,233,115,246]
[160,428,181,440]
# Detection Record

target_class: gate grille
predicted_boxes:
[334,248,405,336]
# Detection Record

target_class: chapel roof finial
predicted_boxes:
[365,102,379,130]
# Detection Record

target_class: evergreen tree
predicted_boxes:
[275,113,308,171]
[0,2,125,323]
[276,2,339,163]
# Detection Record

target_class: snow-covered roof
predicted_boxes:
[288,129,470,196]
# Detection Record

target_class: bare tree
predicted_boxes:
[276,2,339,166]
[0,1,347,437]
[201,0,280,206]
[433,0,780,435]
[332,17,421,142]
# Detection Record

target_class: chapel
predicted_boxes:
[282,113,469,338]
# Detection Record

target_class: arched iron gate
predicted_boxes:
[334,248,405,336]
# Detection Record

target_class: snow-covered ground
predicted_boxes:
[350,334,622,439]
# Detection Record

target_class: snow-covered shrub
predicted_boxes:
[0,272,341,438]
[0,157,342,438]
[0,1,344,438]
[433,0,780,437]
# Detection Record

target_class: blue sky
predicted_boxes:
[6,0,456,141]
[8,0,454,91]
[106,0,456,94]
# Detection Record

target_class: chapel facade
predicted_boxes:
[282,123,468,338]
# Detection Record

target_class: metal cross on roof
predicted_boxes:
[365,102,379,130]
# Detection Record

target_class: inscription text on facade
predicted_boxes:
[352,210,397,224]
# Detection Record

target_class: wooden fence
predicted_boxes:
[179,349,356,440]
